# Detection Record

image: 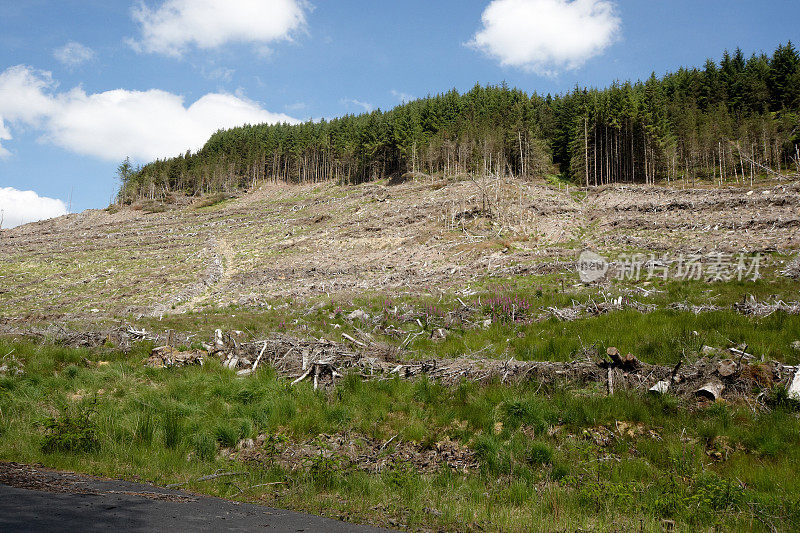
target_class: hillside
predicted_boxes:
[3,175,799,324]
[2,174,800,531]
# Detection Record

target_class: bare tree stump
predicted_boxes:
[717,359,737,377]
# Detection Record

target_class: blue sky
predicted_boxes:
[0,0,798,227]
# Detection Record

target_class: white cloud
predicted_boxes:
[470,0,621,75]
[0,187,68,229]
[201,66,235,82]
[0,65,299,162]
[341,98,374,113]
[131,0,308,57]
[0,121,11,158]
[53,41,95,67]
[0,66,55,125]
[391,90,413,103]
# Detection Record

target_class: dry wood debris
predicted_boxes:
[780,255,800,279]
[145,346,204,368]
[134,329,800,404]
[231,431,479,474]
[4,180,798,321]
[0,322,794,404]
[734,297,800,317]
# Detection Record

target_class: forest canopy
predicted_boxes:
[119,43,800,202]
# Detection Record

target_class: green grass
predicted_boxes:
[135,275,800,367]
[0,339,798,531]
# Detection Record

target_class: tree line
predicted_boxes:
[119,43,800,202]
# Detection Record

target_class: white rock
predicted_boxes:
[347,309,370,321]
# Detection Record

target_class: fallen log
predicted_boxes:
[696,381,725,401]
[622,352,639,369]
[341,332,365,347]
[607,347,623,366]
[291,362,343,390]
[251,342,268,372]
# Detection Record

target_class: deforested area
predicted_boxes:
[2,6,800,532]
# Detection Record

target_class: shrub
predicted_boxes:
[162,408,185,449]
[262,433,289,458]
[686,473,744,521]
[306,452,346,489]
[214,424,239,448]
[41,406,99,454]
[195,193,231,209]
[525,442,553,466]
[191,433,217,462]
[133,411,155,445]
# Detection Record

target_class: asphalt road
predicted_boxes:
[0,463,394,532]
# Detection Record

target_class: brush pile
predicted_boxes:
[781,255,800,279]
[139,329,800,404]
[734,297,800,317]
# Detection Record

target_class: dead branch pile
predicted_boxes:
[0,323,195,352]
[780,255,800,279]
[668,302,723,314]
[2,322,796,404]
[145,346,204,368]
[157,330,800,403]
[540,297,656,321]
[233,432,478,474]
[211,332,358,382]
[734,297,800,317]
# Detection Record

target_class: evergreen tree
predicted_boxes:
[118,43,800,201]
